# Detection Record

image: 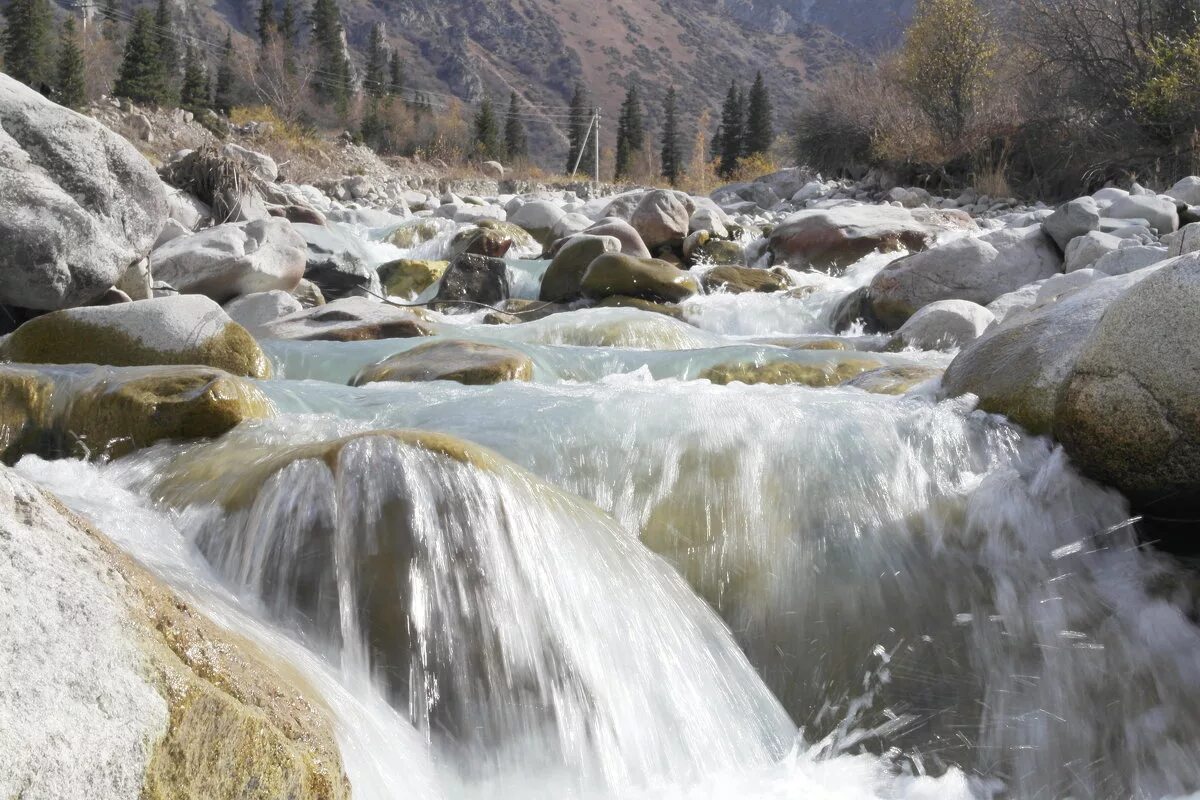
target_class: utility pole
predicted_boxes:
[571,109,599,179]
[593,106,600,184]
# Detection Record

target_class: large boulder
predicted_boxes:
[868,225,1061,328]
[887,299,994,351]
[580,254,700,303]
[0,465,349,800]
[1166,176,1200,206]
[700,266,787,294]
[432,254,510,311]
[768,205,974,272]
[1092,245,1168,276]
[292,223,382,300]
[221,143,279,183]
[1043,197,1100,251]
[540,234,621,302]
[0,74,168,310]
[509,200,566,246]
[1055,254,1200,515]
[630,190,691,251]
[0,295,271,378]
[223,290,303,335]
[258,297,434,342]
[1064,230,1122,272]
[582,218,652,258]
[941,267,1163,435]
[1102,194,1179,234]
[352,340,533,386]
[150,218,307,303]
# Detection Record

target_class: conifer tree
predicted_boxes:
[278,0,298,45]
[718,80,744,178]
[745,71,773,156]
[504,91,527,162]
[363,22,388,98]
[213,30,237,114]
[660,86,681,186]
[102,0,121,39]
[309,0,352,110]
[614,84,644,181]
[179,46,209,113]
[153,0,178,83]
[2,0,54,90]
[388,51,405,96]
[55,16,86,110]
[566,83,594,174]
[256,0,275,46]
[473,95,501,160]
[114,8,170,105]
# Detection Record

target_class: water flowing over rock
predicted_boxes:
[352,341,533,385]
[580,254,700,303]
[258,297,434,342]
[0,74,167,310]
[700,266,788,294]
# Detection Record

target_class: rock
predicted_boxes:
[276,204,328,226]
[481,160,505,179]
[711,182,779,211]
[0,296,271,378]
[0,75,168,310]
[688,236,746,266]
[116,259,153,301]
[583,219,652,258]
[1102,194,1179,234]
[483,298,571,324]
[1167,223,1200,257]
[163,184,211,231]
[509,200,566,246]
[0,465,349,800]
[293,223,383,301]
[701,356,883,387]
[1064,230,1122,272]
[768,205,974,272]
[868,225,1061,328]
[447,227,514,260]
[580,254,700,303]
[223,290,303,335]
[0,365,55,463]
[221,143,279,183]
[1092,245,1168,276]
[154,218,192,249]
[475,219,539,254]
[843,365,944,395]
[150,219,308,303]
[378,259,448,298]
[553,212,594,240]
[1043,197,1100,251]
[130,112,154,141]
[1056,253,1200,515]
[431,254,510,311]
[593,295,685,320]
[259,297,433,342]
[387,219,450,249]
[291,278,326,308]
[1034,269,1104,308]
[1166,176,1200,206]
[941,268,1162,435]
[599,190,649,220]
[630,190,692,251]
[829,286,889,334]
[689,205,731,238]
[540,235,622,302]
[448,203,507,224]
[887,299,995,351]
[700,266,787,294]
[352,340,533,386]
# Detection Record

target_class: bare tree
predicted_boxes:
[251,39,312,125]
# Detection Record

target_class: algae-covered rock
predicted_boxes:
[581,254,700,303]
[700,266,787,295]
[541,234,622,302]
[701,357,883,387]
[0,296,271,378]
[0,365,56,462]
[378,259,448,298]
[0,465,349,800]
[352,340,534,386]
[594,295,685,320]
[387,219,446,249]
[843,365,944,395]
[688,237,747,267]
[259,297,434,342]
[64,366,273,459]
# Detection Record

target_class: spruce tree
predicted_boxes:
[114,8,170,105]
[744,71,773,156]
[213,30,236,114]
[101,0,121,39]
[388,52,405,96]
[55,17,87,110]
[718,81,744,178]
[614,84,643,181]
[473,95,501,160]
[660,86,681,186]
[278,0,298,45]
[364,22,388,98]
[153,0,178,83]
[256,0,275,46]
[504,91,527,162]
[309,0,352,110]
[2,0,54,90]
[179,46,209,113]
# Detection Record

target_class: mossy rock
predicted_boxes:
[64,366,273,459]
[387,220,444,249]
[701,357,883,387]
[447,227,513,259]
[691,239,747,267]
[594,295,685,320]
[540,235,620,302]
[475,219,538,252]
[700,266,787,295]
[352,340,533,386]
[843,365,944,395]
[580,253,700,303]
[0,296,271,378]
[378,259,448,298]
[0,365,56,463]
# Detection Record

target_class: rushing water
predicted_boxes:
[19,215,1200,799]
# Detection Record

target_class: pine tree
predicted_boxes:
[55,17,87,110]
[114,8,170,105]
[2,0,54,90]
[213,30,237,114]
[718,81,744,178]
[153,0,179,84]
[473,95,501,160]
[614,84,644,181]
[660,86,681,186]
[363,22,388,98]
[566,83,594,174]
[309,0,352,110]
[102,0,121,40]
[504,91,527,162]
[179,46,209,113]
[256,0,275,46]
[278,0,298,45]
[744,71,773,156]
[388,52,405,96]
